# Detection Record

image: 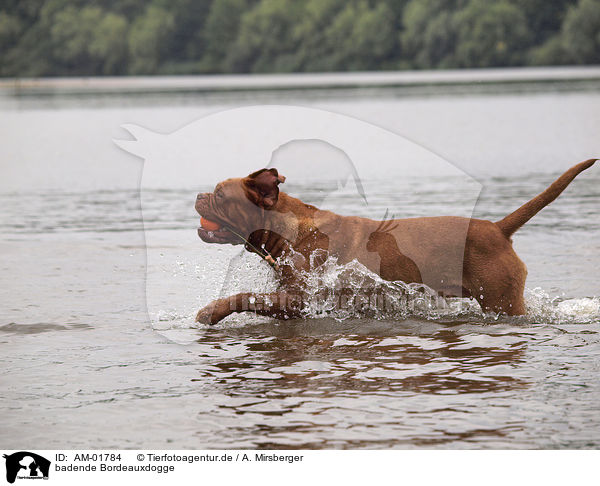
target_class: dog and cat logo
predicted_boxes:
[3,452,50,483]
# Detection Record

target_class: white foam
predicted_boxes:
[154,257,599,333]
[524,287,600,324]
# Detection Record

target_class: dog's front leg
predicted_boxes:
[195,291,305,325]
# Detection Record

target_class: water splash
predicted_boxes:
[293,252,481,321]
[154,254,600,331]
[295,254,600,324]
[524,287,600,324]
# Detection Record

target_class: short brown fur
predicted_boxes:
[195,160,596,324]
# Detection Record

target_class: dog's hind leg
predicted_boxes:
[475,285,527,316]
[195,291,305,325]
[466,259,528,316]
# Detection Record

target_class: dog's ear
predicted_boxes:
[244,168,286,209]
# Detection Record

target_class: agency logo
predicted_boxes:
[3,452,50,483]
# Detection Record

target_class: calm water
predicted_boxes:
[1,77,600,449]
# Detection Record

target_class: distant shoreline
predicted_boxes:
[2,66,600,96]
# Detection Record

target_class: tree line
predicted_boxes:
[1,0,599,77]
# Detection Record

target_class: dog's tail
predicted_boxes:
[495,159,597,238]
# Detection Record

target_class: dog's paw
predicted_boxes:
[195,299,228,325]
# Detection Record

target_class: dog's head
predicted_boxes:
[195,168,286,244]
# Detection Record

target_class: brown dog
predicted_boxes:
[195,159,596,324]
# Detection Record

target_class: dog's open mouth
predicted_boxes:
[197,219,241,245]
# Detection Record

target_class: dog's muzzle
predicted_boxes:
[195,193,241,245]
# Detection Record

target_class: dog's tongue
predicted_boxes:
[200,217,221,231]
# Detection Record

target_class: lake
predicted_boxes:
[1,70,599,448]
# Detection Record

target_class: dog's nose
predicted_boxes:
[195,193,208,213]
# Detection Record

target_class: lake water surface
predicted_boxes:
[1,74,599,448]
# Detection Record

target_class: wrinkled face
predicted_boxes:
[195,168,285,245]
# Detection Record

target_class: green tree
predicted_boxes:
[291,0,347,71]
[226,0,303,72]
[514,0,572,45]
[322,1,397,71]
[561,0,600,63]
[0,0,595,76]
[202,0,249,72]
[154,0,212,63]
[0,12,22,52]
[127,4,176,74]
[50,6,103,70]
[401,0,464,68]
[89,13,129,74]
[452,0,531,67]
[0,0,64,76]
[46,5,128,75]
[528,35,572,65]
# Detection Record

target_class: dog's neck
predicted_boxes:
[252,192,332,266]
[258,192,315,241]
[270,191,351,244]
[274,191,317,215]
